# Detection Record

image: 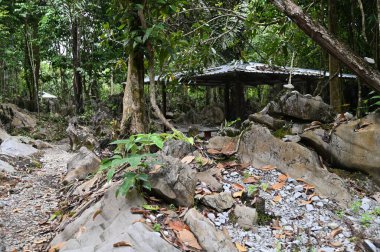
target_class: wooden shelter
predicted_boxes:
[149,62,357,121]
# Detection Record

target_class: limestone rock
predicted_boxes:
[0,103,37,130]
[196,168,223,192]
[50,186,179,252]
[0,160,15,173]
[162,140,194,159]
[238,124,351,207]
[219,127,240,137]
[63,147,101,184]
[0,127,10,142]
[66,119,99,151]
[206,136,237,151]
[184,208,237,252]
[301,112,380,185]
[269,92,336,123]
[234,205,258,229]
[149,154,197,207]
[201,192,234,212]
[249,113,286,130]
[0,137,38,157]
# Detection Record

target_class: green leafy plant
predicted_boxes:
[372,206,380,216]
[153,223,161,232]
[99,131,193,197]
[335,209,345,219]
[247,184,259,196]
[350,200,362,214]
[360,213,373,227]
[261,183,269,192]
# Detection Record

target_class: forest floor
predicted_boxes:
[0,142,74,251]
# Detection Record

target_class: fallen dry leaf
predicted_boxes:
[235,242,248,252]
[330,241,342,247]
[273,195,282,203]
[307,193,317,201]
[168,220,189,232]
[271,219,281,230]
[177,229,202,250]
[48,242,66,252]
[278,174,288,182]
[132,218,145,224]
[130,208,149,214]
[260,164,277,171]
[233,190,244,198]
[221,141,237,156]
[149,164,162,174]
[271,182,285,190]
[238,163,250,170]
[299,200,313,206]
[243,176,257,184]
[181,155,195,164]
[330,228,343,238]
[232,183,245,190]
[113,241,132,247]
[207,149,221,155]
[296,178,307,183]
[92,209,102,221]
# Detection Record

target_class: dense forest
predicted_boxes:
[1,0,380,251]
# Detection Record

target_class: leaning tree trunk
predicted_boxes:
[120,50,146,134]
[269,0,380,93]
[328,0,343,112]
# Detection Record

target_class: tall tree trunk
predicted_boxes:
[377,0,380,69]
[328,0,343,112]
[72,17,84,114]
[120,50,146,134]
[269,0,380,93]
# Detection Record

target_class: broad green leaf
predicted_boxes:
[142,204,160,211]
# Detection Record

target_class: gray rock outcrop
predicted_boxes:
[63,147,101,184]
[238,124,351,207]
[0,137,38,157]
[201,192,234,212]
[184,208,237,252]
[269,92,336,123]
[234,205,258,229]
[50,186,179,252]
[149,154,197,207]
[302,112,380,185]
[249,113,286,130]
[0,103,37,131]
[66,120,99,151]
[162,140,194,159]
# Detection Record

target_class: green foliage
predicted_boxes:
[360,213,373,227]
[99,131,193,197]
[153,223,161,232]
[350,200,362,214]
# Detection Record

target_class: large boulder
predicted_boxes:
[66,119,99,151]
[269,92,336,123]
[149,154,197,207]
[63,147,101,184]
[0,103,36,131]
[0,137,38,157]
[201,192,234,212]
[0,127,10,142]
[50,185,179,252]
[184,208,237,252]
[302,112,380,185]
[238,124,351,207]
[248,113,286,130]
[162,140,195,159]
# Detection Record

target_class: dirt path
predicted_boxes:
[0,143,74,252]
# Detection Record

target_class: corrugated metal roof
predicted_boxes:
[198,62,356,79]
